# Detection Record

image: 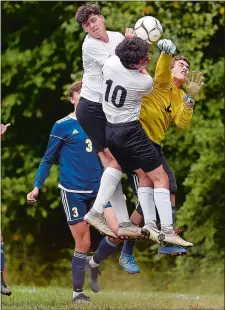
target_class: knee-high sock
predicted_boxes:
[154,188,173,228]
[72,251,87,292]
[1,241,4,271]
[110,182,130,223]
[137,187,156,224]
[90,237,119,266]
[121,239,136,256]
[92,167,122,213]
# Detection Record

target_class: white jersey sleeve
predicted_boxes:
[80,32,124,103]
[102,56,153,123]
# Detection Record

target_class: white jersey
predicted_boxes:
[80,31,124,103]
[102,55,153,123]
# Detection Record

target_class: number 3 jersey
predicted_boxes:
[102,55,153,124]
[34,114,102,193]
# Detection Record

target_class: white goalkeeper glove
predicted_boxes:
[183,71,205,99]
[157,39,176,55]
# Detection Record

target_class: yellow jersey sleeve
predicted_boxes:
[154,52,173,86]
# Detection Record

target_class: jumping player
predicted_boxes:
[119,40,204,273]
[75,4,141,239]
[102,37,193,247]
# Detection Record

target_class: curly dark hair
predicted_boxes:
[115,37,149,69]
[75,4,101,25]
[171,55,190,69]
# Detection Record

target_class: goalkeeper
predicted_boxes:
[119,38,204,274]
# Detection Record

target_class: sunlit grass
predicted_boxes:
[2,286,224,310]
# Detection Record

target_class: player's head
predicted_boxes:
[171,55,190,83]
[69,81,82,107]
[75,4,106,39]
[115,37,150,70]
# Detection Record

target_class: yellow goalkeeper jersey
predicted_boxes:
[140,53,193,144]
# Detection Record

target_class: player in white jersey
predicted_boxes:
[103,37,193,247]
[75,4,142,239]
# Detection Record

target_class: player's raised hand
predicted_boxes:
[1,123,11,138]
[183,71,204,99]
[157,39,176,55]
[27,187,39,204]
[125,28,136,39]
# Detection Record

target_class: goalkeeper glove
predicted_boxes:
[183,71,204,99]
[157,39,176,55]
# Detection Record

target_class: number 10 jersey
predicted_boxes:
[102,55,153,124]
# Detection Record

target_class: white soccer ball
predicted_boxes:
[134,16,163,44]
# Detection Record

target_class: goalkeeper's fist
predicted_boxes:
[183,71,204,99]
[157,39,176,55]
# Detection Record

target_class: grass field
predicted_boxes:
[1,286,224,310]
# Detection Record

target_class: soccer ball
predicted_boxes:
[134,16,163,44]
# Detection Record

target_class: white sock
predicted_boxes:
[154,188,173,227]
[92,167,122,213]
[137,187,156,224]
[110,182,130,223]
[89,256,99,268]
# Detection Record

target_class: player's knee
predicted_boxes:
[150,166,169,188]
[76,238,91,253]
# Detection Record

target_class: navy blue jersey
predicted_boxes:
[34,114,102,193]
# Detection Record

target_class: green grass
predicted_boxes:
[1,286,224,310]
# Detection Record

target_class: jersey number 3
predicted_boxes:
[85,139,92,152]
[105,79,127,108]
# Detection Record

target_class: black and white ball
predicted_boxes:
[134,16,163,44]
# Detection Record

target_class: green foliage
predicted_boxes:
[1,1,224,286]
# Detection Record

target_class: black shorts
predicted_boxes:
[126,142,177,216]
[76,97,107,153]
[105,120,161,173]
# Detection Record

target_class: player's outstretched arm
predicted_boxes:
[154,39,176,86]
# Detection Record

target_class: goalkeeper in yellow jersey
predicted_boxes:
[119,38,204,274]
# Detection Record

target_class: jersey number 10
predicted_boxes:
[105,79,127,108]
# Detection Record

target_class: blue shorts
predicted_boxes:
[60,189,111,225]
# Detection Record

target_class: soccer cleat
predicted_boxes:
[72,292,91,303]
[117,222,142,239]
[119,254,140,274]
[86,256,101,293]
[84,209,117,238]
[141,221,165,244]
[158,245,187,256]
[1,273,12,296]
[161,226,193,247]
